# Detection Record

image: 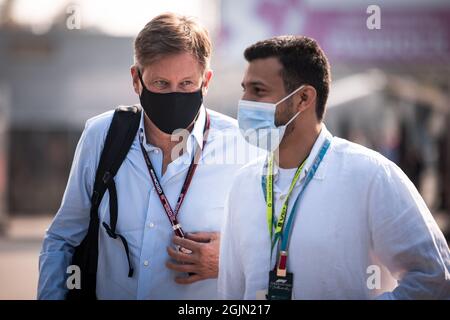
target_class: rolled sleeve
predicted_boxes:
[369,161,450,299]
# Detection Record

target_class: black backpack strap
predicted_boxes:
[91,105,141,278]
[67,105,141,300]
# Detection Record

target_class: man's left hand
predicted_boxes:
[166,232,220,285]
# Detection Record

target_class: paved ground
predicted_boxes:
[0,216,52,300]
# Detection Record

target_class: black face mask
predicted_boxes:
[138,70,203,134]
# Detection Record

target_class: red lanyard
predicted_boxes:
[139,113,210,238]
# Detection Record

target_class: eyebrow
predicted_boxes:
[179,77,197,82]
[241,80,268,89]
[150,76,197,82]
[149,76,170,82]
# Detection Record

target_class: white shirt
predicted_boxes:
[218,125,450,300]
[38,105,259,300]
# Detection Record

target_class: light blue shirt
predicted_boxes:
[38,105,258,299]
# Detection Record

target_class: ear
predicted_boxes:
[201,69,213,96]
[295,85,317,114]
[130,65,141,95]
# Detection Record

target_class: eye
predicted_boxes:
[253,87,265,96]
[181,80,194,87]
[153,80,168,88]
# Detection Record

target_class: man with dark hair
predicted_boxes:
[218,35,450,299]
[243,36,330,121]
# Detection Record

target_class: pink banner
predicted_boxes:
[302,9,450,65]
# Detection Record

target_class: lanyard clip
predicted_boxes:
[172,223,182,231]
[277,251,288,277]
[139,128,145,144]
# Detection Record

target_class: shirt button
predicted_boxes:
[154,149,159,154]
[143,260,149,266]
[148,222,155,228]
[280,194,287,200]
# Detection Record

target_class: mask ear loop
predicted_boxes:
[276,85,306,128]
[137,68,147,90]
[285,110,301,127]
[275,84,306,106]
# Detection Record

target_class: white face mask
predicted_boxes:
[237,85,304,152]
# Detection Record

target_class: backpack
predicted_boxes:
[66,105,142,300]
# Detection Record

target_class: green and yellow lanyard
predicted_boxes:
[262,137,331,277]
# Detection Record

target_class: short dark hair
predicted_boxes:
[244,35,331,121]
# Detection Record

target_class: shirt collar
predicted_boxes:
[138,104,207,154]
[272,124,333,186]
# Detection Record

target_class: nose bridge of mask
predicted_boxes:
[238,99,277,111]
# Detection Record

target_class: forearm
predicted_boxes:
[38,233,76,299]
